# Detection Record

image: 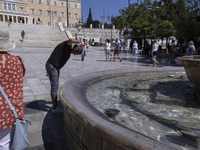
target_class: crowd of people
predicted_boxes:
[169,40,199,62]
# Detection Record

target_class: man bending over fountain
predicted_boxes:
[46,38,81,113]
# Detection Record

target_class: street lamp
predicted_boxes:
[107,15,114,42]
[148,5,159,46]
[66,0,69,27]
[48,0,51,26]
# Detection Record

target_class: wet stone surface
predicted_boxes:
[86,72,200,150]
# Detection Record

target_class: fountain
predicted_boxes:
[176,56,200,90]
[60,69,200,150]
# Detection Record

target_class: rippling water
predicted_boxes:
[86,72,200,150]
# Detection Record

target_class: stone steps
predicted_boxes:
[0,22,68,48]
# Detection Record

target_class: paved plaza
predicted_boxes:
[10,46,184,150]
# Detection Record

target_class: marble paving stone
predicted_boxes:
[23,96,36,103]
[27,78,49,95]
[27,129,53,147]
[24,112,46,123]
[27,121,48,133]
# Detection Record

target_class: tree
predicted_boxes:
[92,20,100,28]
[85,7,92,28]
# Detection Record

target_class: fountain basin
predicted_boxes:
[176,56,200,90]
[60,69,177,150]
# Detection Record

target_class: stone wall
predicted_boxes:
[65,27,120,42]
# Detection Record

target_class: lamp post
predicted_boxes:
[148,5,159,46]
[66,0,69,27]
[107,15,114,42]
[48,0,51,26]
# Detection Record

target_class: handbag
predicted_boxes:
[0,85,30,150]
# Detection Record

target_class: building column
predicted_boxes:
[16,16,18,23]
[3,14,5,22]
[27,17,29,24]
[24,17,27,24]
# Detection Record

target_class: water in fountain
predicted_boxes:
[86,72,200,150]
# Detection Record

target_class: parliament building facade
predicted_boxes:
[0,0,81,27]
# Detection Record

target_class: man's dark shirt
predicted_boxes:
[47,41,72,69]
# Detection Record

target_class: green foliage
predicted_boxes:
[111,0,200,40]
[85,7,92,28]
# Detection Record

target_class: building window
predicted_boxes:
[55,22,58,26]
[54,11,57,16]
[75,13,77,19]
[46,0,49,5]
[48,22,50,26]
[68,23,71,27]
[3,3,7,10]
[39,10,42,15]
[31,9,35,14]
[20,7,24,12]
[39,0,41,4]
[61,2,64,7]
[40,21,42,25]
[61,12,64,17]
[8,3,11,10]
[47,11,50,16]
[75,4,77,8]
[68,3,70,8]
[68,13,71,18]
[54,1,56,6]
[30,0,34,3]
[12,4,16,11]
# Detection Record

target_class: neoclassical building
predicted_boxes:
[0,0,81,26]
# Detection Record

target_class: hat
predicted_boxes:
[189,41,194,45]
[0,29,15,52]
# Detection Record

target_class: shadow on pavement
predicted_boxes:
[25,100,68,150]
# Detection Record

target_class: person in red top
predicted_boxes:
[0,29,25,149]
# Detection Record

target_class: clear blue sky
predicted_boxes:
[81,0,136,23]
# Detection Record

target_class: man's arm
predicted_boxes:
[67,38,79,46]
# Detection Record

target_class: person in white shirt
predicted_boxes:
[80,38,87,61]
[104,39,111,61]
[151,40,159,66]
[132,41,138,55]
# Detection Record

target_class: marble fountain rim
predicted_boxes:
[60,69,184,150]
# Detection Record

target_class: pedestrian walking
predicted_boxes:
[133,41,138,55]
[113,38,122,62]
[36,17,38,25]
[0,29,26,149]
[7,20,11,28]
[45,38,81,112]
[21,30,25,43]
[151,40,159,67]
[104,39,111,61]
[170,40,176,63]
[32,17,35,24]
[144,40,150,59]
[81,38,87,61]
